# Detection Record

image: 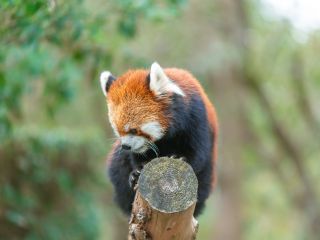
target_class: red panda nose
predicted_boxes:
[121,144,131,151]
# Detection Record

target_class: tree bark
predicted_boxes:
[128,157,199,240]
[210,0,250,239]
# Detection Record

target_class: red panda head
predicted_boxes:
[100,62,185,153]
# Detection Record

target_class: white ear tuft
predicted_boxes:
[149,62,184,96]
[100,71,115,96]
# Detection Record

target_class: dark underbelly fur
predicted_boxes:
[108,93,215,217]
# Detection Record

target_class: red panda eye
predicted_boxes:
[129,128,137,135]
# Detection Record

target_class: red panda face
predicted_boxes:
[100,62,185,153]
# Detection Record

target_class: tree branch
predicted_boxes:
[244,72,320,237]
[290,51,320,137]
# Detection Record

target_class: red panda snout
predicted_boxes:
[120,135,148,153]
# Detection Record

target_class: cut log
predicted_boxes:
[128,157,199,240]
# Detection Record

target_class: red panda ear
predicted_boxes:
[149,62,185,96]
[100,71,116,96]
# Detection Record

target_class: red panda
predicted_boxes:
[100,62,218,216]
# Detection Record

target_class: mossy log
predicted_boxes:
[128,157,199,240]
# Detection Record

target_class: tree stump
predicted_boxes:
[128,157,199,240]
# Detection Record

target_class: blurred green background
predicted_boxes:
[1,0,320,239]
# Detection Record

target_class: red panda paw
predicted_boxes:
[129,169,141,190]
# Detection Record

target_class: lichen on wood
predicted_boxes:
[128,156,199,240]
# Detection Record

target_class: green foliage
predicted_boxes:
[116,0,187,37]
[0,129,106,239]
[0,0,89,140]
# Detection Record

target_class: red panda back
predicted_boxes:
[165,68,219,187]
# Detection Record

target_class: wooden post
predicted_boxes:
[128,157,199,240]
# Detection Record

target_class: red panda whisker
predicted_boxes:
[145,140,159,158]
[142,152,148,160]
[149,140,159,153]
[136,150,148,160]
[153,143,160,154]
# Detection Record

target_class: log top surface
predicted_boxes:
[138,157,198,213]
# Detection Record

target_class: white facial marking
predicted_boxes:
[124,123,130,132]
[100,71,112,96]
[107,104,119,137]
[121,135,147,153]
[150,62,185,96]
[141,121,164,140]
[109,119,119,137]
